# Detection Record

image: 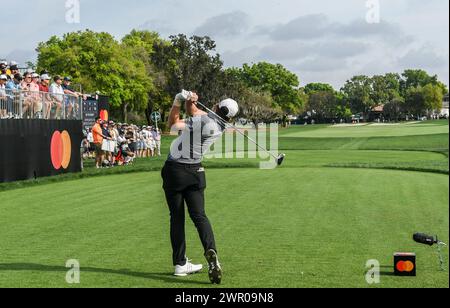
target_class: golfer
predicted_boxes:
[161,90,239,284]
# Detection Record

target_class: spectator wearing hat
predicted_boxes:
[92,117,112,168]
[31,73,40,85]
[20,72,40,118]
[49,75,64,119]
[30,73,43,117]
[39,74,53,119]
[101,121,113,165]
[8,62,19,80]
[19,72,32,117]
[6,73,22,91]
[0,75,7,118]
[153,127,162,156]
[108,121,119,165]
[4,73,22,118]
[62,77,83,119]
[144,126,154,157]
[125,126,137,155]
[0,61,7,76]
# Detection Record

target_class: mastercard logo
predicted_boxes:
[396,261,415,273]
[50,130,72,170]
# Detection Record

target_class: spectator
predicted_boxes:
[20,72,40,118]
[62,76,83,119]
[138,126,146,158]
[49,75,64,119]
[29,73,44,118]
[108,121,119,165]
[126,126,136,155]
[31,73,40,85]
[120,139,135,165]
[146,126,155,157]
[20,72,33,118]
[6,73,22,91]
[101,121,112,166]
[39,74,53,119]
[92,117,111,169]
[0,61,7,76]
[87,128,95,158]
[153,127,162,156]
[8,62,19,79]
[5,74,22,118]
[81,136,90,160]
[0,75,7,118]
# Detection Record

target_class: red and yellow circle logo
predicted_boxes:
[396,261,415,272]
[99,109,109,122]
[51,130,72,170]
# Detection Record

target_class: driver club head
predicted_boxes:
[277,154,286,166]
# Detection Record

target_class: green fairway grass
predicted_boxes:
[281,121,449,138]
[0,120,448,288]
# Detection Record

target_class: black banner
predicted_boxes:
[0,120,83,183]
[82,98,98,131]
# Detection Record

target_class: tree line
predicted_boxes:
[35,30,448,126]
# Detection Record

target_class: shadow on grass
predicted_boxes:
[0,263,211,286]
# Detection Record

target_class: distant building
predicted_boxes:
[441,94,449,117]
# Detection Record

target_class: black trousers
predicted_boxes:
[161,161,217,266]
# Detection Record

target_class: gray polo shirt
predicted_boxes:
[168,112,225,164]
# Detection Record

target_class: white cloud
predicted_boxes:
[0,0,447,88]
[398,46,448,69]
[194,11,250,37]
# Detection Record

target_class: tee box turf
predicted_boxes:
[394,253,416,276]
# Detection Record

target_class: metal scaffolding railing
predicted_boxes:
[0,89,82,120]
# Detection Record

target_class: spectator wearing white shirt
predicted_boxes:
[146,127,156,157]
[0,74,7,118]
[152,127,161,156]
[49,75,64,119]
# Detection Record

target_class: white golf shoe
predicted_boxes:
[174,259,203,277]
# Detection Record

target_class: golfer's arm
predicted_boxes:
[168,105,186,133]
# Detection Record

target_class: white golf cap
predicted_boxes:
[0,74,7,80]
[41,74,51,80]
[219,98,239,118]
[31,73,39,78]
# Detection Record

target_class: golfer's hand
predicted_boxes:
[188,92,199,104]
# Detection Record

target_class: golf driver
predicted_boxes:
[195,101,286,166]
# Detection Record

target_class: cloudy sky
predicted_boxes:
[1,0,448,88]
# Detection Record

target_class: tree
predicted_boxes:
[422,83,444,112]
[154,34,228,105]
[383,95,405,121]
[401,69,448,96]
[405,87,426,117]
[239,88,283,127]
[304,83,335,95]
[36,30,153,121]
[303,83,340,123]
[341,75,374,117]
[307,91,335,121]
[122,30,171,124]
[228,62,303,115]
[404,84,444,117]
[370,73,402,105]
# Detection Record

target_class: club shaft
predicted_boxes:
[196,102,278,160]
